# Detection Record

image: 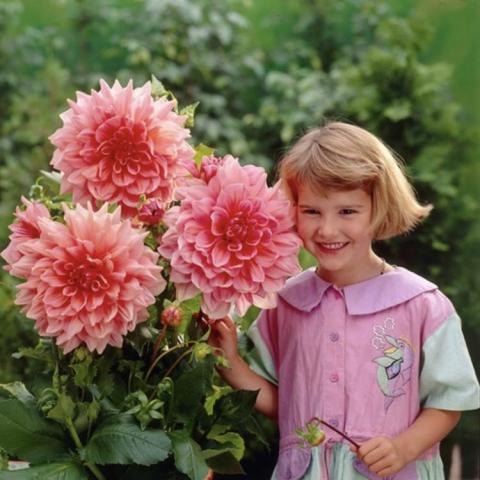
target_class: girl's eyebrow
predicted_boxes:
[298,204,366,209]
[337,204,365,209]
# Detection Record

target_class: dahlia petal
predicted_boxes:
[175,282,199,302]
[211,241,231,267]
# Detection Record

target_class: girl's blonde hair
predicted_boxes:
[278,122,432,240]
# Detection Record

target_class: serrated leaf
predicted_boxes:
[0,399,68,464]
[169,431,208,480]
[83,415,171,466]
[0,383,35,404]
[0,462,88,479]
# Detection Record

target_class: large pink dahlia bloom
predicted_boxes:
[1,197,51,274]
[13,203,165,354]
[159,157,302,318]
[49,80,194,217]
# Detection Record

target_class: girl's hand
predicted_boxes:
[355,436,408,477]
[207,316,239,365]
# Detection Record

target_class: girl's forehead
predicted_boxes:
[297,183,370,204]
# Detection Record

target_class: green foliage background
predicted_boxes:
[0,0,478,477]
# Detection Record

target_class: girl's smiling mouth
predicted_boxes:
[317,242,349,253]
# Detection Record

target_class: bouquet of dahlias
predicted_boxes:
[0,79,301,479]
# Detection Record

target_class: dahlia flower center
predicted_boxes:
[97,121,152,175]
[223,202,270,248]
[65,258,110,292]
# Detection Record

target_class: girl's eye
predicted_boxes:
[301,209,319,215]
[340,209,357,215]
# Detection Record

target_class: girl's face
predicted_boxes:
[296,183,379,286]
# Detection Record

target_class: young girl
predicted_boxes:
[209,122,479,480]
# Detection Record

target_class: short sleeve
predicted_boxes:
[246,308,279,385]
[420,310,480,411]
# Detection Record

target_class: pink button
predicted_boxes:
[329,332,339,342]
[328,418,339,427]
[329,373,339,383]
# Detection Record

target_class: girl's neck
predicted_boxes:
[316,251,392,287]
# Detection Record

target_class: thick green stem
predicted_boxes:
[65,417,106,480]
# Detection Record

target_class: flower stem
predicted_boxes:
[160,348,193,382]
[65,417,106,480]
[150,324,168,366]
[311,417,360,448]
[144,344,185,382]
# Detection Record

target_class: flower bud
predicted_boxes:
[161,305,182,328]
[138,198,165,225]
[193,343,212,360]
[308,429,326,446]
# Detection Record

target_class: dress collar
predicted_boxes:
[278,267,437,315]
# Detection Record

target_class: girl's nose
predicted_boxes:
[316,217,336,237]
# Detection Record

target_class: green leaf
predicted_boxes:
[12,341,55,368]
[83,415,171,466]
[47,394,76,425]
[215,389,258,425]
[0,383,35,404]
[204,386,232,416]
[204,430,244,461]
[177,296,202,335]
[169,431,209,480]
[170,358,215,424]
[193,144,215,167]
[70,351,97,389]
[205,451,245,475]
[180,102,199,128]
[150,75,168,98]
[0,462,88,479]
[0,399,69,464]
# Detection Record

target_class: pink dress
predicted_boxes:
[248,267,479,480]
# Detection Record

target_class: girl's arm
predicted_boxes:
[356,408,461,477]
[208,316,278,420]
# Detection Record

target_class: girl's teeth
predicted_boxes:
[321,243,346,249]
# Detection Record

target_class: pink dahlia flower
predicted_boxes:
[159,157,302,319]
[49,80,194,217]
[1,197,51,275]
[14,203,165,354]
